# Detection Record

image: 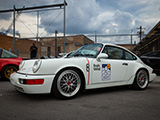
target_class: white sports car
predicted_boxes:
[10,43,156,99]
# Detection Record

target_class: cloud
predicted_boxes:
[88,11,114,33]
[117,0,160,32]
[39,0,104,34]
[118,0,149,10]
[0,0,61,20]
[64,0,102,34]
[0,0,160,44]
[114,10,134,33]
[0,27,20,36]
[0,13,12,20]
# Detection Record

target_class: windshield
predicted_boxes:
[67,44,103,58]
[0,49,18,58]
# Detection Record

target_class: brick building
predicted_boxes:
[0,34,41,58]
[0,34,94,58]
[1,33,137,58]
[40,35,94,57]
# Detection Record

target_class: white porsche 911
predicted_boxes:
[10,43,156,99]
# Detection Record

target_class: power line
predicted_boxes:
[0,2,67,54]
[40,10,63,37]
[86,34,140,37]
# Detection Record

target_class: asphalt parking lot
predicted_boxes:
[0,76,160,120]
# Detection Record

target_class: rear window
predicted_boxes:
[124,51,137,60]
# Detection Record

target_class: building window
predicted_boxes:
[58,46,61,53]
[47,47,51,56]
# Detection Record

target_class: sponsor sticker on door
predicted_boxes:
[102,64,111,80]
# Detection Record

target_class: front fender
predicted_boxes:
[37,58,88,75]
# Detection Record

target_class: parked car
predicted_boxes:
[10,43,156,99]
[140,51,160,74]
[40,56,55,59]
[0,48,22,80]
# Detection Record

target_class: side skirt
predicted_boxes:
[86,75,135,90]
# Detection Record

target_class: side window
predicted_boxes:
[124,51,137,60]
[107,46,124,59]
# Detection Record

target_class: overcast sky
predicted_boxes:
[0,0,160,44]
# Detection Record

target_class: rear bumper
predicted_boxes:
[149,73,156,82]
[10,72,55,94]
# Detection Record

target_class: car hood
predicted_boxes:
[18,57,89,75]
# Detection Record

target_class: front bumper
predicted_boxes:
[10,72,55,94]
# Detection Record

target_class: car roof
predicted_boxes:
[100,43,130,51]
[94,43,121,47]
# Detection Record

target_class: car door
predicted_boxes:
[91,46,129,84]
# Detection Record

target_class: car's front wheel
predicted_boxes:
[132,69,149,90]
[52,69,82,99]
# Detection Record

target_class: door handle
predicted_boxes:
[122,63,128,66]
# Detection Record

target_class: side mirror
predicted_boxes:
[96,53,108,61]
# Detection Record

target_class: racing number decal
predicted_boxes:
[102,64,111,80]
[86,63,90,72]
[86,58,90,85]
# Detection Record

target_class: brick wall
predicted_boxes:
[0,34,41,58]
[0,34,13,50]
[40,35,94,57]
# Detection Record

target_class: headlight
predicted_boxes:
[32,60,42,73]
[19,61,25,70]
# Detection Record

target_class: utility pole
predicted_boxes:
[0,2,67,55]
[55,30,58,58]
[63,0,66,54]
[130,29,133,51]
[95,31,97,43]
[13,5,16,54]
[36,11,39,58]
[137,26,145,42]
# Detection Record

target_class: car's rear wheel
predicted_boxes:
[52,69,82,99]
[1,65,18,80]
[132,69,149,90]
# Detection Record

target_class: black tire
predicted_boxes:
[1,65,18,80]
[132,69,149,90]
[52,69,82,99]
